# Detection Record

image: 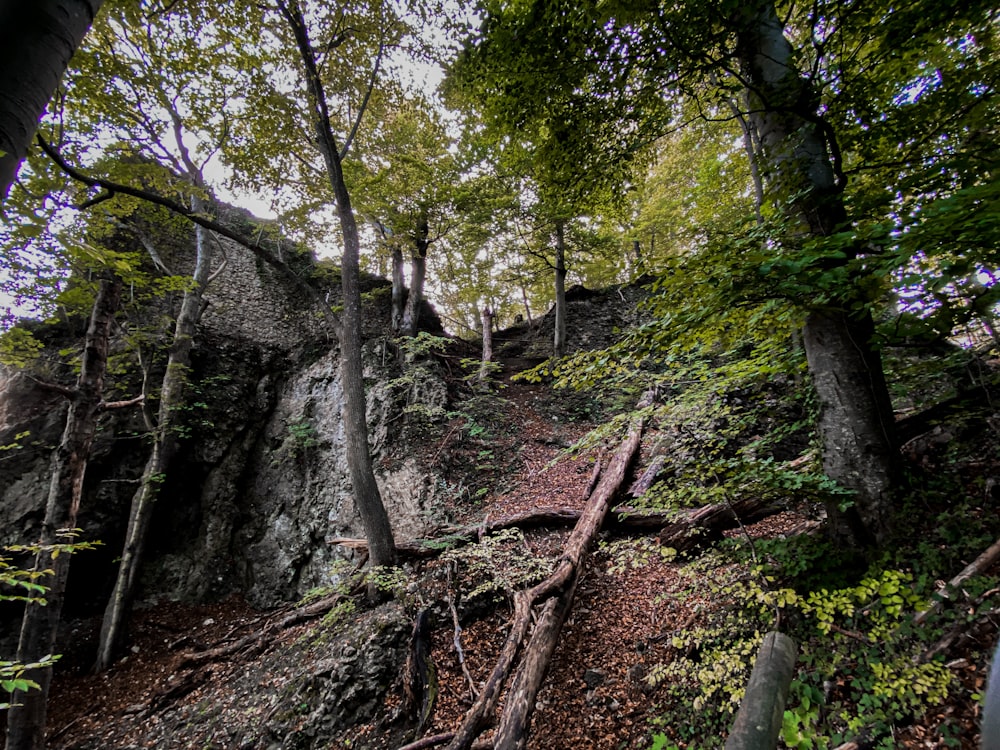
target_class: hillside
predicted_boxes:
[10,289,999,750]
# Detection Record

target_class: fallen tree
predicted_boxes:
[426,395,651,750]
[333,496,784,560]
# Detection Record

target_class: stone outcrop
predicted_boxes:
[0,214,446,613]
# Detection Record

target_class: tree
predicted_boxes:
[5,275,121,750]
[0,0,105,200]
[273,0,397,570]
[350,94,459,337]
[42,1,259,668]
[453,0,998,548]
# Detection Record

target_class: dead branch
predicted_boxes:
[99,394,144,411]
[657,496,779,553]
[914,534,1000,626]
[176,592,349,669]
[403,608,436,733]
[448,564,478,702]
[628,455,666,498]
[444,403,647,750]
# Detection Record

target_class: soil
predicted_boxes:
[14,371,1000,749]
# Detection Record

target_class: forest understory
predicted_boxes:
[30,353,1000,750]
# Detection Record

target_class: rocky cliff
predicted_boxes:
[0,215,447,618]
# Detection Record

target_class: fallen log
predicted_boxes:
[442,398,649,750]
[334,496,785,561]
[913,533,1000,626]
[657,496,780,553]
[725,631,797,750]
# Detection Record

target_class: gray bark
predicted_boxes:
[725,632,797,750]
[5,277,120,750]
[0,0,104,200]
[400,211,430,338]
[478,306,494,384]
[553,219,567,359]
[278,0,396,569]
[391,243,405,333]
[95,197,215,671]
[736,0,898,547]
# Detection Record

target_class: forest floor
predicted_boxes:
[35,367,1000,749]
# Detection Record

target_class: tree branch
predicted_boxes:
[37,134,343,340]
[99,394,145,411]
[340,36,384,160]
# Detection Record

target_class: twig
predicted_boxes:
[448,563,478,702]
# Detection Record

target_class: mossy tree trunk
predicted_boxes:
[736,0,899,548]
[95,195,216,671]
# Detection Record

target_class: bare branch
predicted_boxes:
[98,394,145,411]
[340,37,384,160]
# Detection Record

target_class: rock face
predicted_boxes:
[0,217,446,613]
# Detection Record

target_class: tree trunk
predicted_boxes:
[95,207,215,671]
[519,282,533,326]
[725,632,797,750]
[553,219,567,359]
[736,0,899,548]
[277,0,396,569]
[391,243,405,333]
[400,211,430,338]
[478,306,494,384]
[5,276,120,750]
[0,0,104,200]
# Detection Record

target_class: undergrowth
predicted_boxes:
[646,481,999,749]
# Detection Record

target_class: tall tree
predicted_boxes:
[5,276,121,750]
[0,0,104,200]
[46,1,253,667]
[273,0,397,569]
[350,95,459,337]
[453,0,997,547]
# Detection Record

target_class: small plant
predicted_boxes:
[441,528,553,602]
[287,418,320,452]
[1,531,100,709]
[598,537,676,575]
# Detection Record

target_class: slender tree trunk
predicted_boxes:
[277,0,396,569]
[5,277,120,750]
[553,219,567,359]
[519,283,533,326]
[95,208,215,671]
[736,0,899,547]
[391,243,405,333]
[0,0,104,200]
[478,306,494,384]
[400,211,430,338]
[631,239,643,272]
[728,99,765,226]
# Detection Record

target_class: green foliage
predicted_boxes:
[286,418,320,455]
[1,656,59,711]
[365,565,410,600]
[644,530,982,749]
[598,537,676,576]
[0,328,45,367]
[397,332,450,360]
[441,528,553,603]
[0,430,31,462]
[1,532,99,709]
